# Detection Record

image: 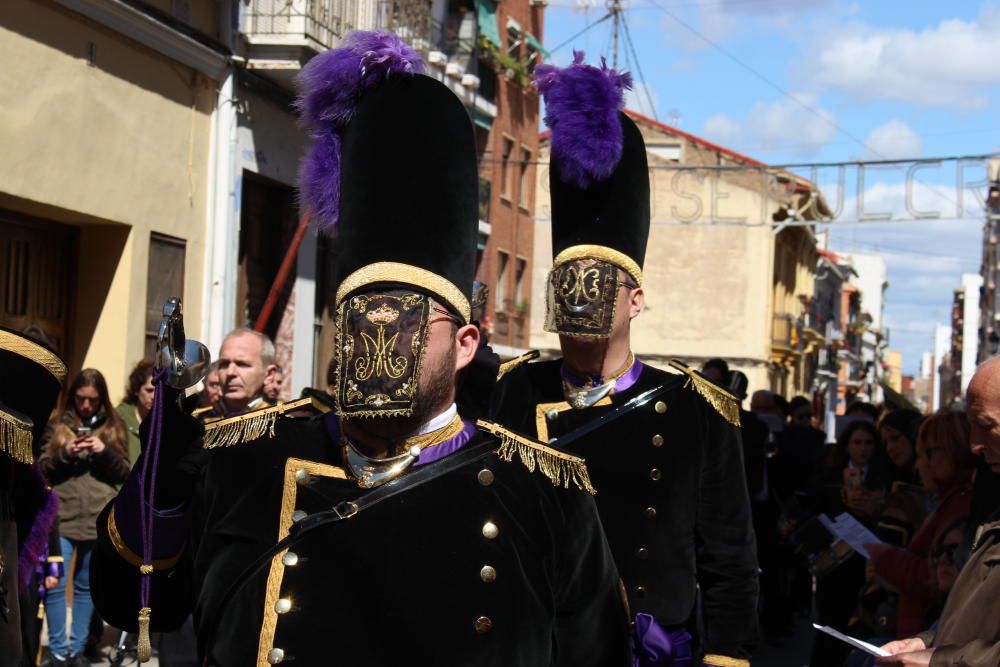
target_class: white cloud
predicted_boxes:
[863,120,922,160]
[701,113,743,146]
[814,8,1000,110]
[699,94,837,157]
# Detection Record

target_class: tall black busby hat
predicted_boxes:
[0,328,67,463]
[537,53,649,285]
[297,31,477,322]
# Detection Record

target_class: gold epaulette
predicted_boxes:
[667,359,741,428]
[496,349,540,381]
[0,410,33,464]
[476,419,596,494]
[190,405,214,418]
[202,397,331,449]
[703,655,749,667]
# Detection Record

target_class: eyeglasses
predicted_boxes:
[931,542,960,561]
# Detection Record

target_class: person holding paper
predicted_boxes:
[877,357,1000,666]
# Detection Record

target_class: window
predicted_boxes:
[500,137,515,199]
[647,142,683,162]
[518,147,532,207]
[495,250,509,312]
[514,257,527,310]
[145,233,186,358]
[506,20,522,60]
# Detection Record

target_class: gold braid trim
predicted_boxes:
[497,350,540,381]
[668,360,741,427]
[336,262,471,323]
[0,330,68,383]
[0,410,33,464]
[553,245,643,286]
[106,507,184,571]
[703,654,750,667]
[201,397,323,449]
[477,420,596,495]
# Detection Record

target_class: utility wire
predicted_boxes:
[621,11,659,121]
[644,0,882,159]
[546,12,613,57]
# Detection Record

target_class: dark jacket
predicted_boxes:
[38,413,129,542]
[917,517,1000,666]
[91,412,631,666]
[492,359,760,664]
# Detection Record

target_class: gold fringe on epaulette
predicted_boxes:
[477,420,596,495]
[668,360,741,427]
[0,411,33,464]
[203,408,278,449]
[497,350,540,381]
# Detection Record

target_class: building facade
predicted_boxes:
[530,110,829,398]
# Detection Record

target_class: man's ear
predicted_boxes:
[264,364,278,382]
[629,287,644,319]
[454,323,481,372]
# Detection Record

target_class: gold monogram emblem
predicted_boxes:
[558,265,602,312]
[355,325,408,381]
[365,303,400,325]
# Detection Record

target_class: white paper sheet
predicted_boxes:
[812,624,891,657]
[818,512,883,558]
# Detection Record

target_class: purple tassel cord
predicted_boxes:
[296,30,424,231]
[535,51,632,189]
[18,466,59,593]
[135,367,169,662]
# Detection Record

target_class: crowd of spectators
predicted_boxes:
[702,358,1000,667]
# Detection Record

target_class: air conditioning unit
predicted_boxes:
[461,73,480,89]
[445,62,464,79]
[427,51,447,65]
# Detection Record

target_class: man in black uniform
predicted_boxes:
[493,53,759,667]
[0,328,67,667]
[89,31,629,667]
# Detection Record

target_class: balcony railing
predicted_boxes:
[772,313,803,350]
[245,0,377,50]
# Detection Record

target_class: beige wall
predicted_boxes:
[0,0,216,401]
[531,132,784,397]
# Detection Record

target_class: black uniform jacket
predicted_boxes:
[91,413,631,667]
[492,359,759,662]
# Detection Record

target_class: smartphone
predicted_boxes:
[74,426,92,437]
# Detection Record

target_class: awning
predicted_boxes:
[477,0,500,47]
[525,32,549,57]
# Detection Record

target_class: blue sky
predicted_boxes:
[538,0,1000,374]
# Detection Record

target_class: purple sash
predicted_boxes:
[633,613,693,667]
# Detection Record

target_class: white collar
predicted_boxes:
[414,403,458,436]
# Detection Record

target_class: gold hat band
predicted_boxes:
[336,262,471,323]
[553,245,643,286]
[0,330,67,384]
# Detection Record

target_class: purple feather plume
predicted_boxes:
[296,30,424,231]
[18,466,58,592]
[535,51,633,189]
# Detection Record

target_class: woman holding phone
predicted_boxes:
[39,368,129,667]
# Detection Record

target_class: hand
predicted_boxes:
[880,637,927,655]
[79,435,106,455]
[847,488,882,516]
[865,543,891,561]
[876,648,934,665]
[44,576,59,590]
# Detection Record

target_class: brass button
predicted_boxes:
[480,565,497,583]
[274,598,292,614]
[281,552,299,567]
[546,409,559,420]
[644,506,657,519]
[482,521,499,539]
[477,469,495,486]
[637,547,649,559]
[291,510,307,523]
[267,648,285,664]
[654,401,667,414]
[651,434,664,447]
[635,586,647,598]
[649,468,662,481]
[474,616,493,634]
[294,469,310,484]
